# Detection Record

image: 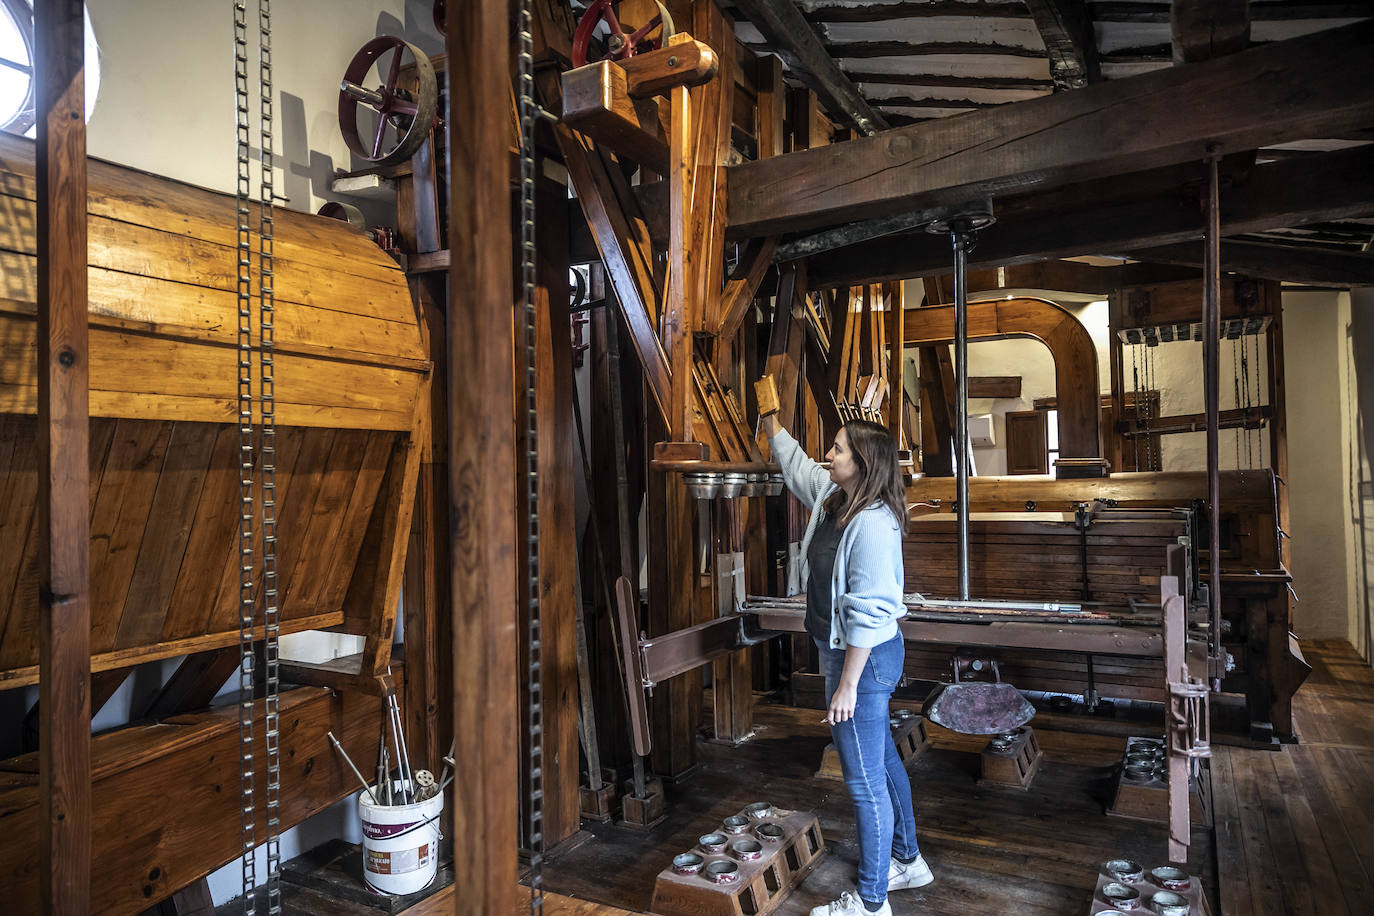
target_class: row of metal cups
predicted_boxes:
[683,472,785,500]
[1123,737,1168,784]
[670,802,780,883]
[1097,860,1191,915]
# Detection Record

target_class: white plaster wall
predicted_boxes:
[1283,291,1356,640]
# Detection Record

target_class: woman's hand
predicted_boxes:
[825,679,858,725]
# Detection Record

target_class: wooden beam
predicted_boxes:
[726,19,1374,237]
[968,376,1022,398]
[804,1,1032,21]
[1098,1,1371,21]
[560,62,669,172]
[1128,239,1374,287]
[1171,0,1252,64]
[807,144,1374,287]
[1023,0,1101,90]
[35,1,90,911]
[446,3,516,913]
[730,0,888,134]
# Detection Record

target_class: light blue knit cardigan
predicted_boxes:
[770,428,905,650]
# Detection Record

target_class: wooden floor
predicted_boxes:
[269,640,1369,915]
[1212,639,1374,916]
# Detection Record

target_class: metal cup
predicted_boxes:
[1150,890,1190,916]
[722,815,750,834]
[1150,866,1190,891]
[704,861,739,884]
[672,853,704,875]
[754,823,784,843]
[1103,859,1145,883]
[1102,882,1141,909]
[743,801,773,820]
[719,473,748,499]
[698,833,728,854]
[730,838,763,861]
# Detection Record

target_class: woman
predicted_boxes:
[763,413,933,916]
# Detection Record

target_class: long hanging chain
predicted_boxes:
[256,1,282,912]
[1240,329,1251,468]
[517,0,545,911]
[1131,343,1141,471]
[1232,338,1242,470]
[233,3,257,912]
[1254,329,1265,471]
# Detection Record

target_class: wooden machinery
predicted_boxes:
[0,131,429,914]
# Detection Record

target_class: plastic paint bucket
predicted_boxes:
[358,781,443,896]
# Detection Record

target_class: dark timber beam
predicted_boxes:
[726,19,1374,237]
[446,3,517,914]
[1023,0,1101,90]
[807,144,1374,287]
[1098,1,1373,22]
[36,1,91,912]
[804,1,1032,21]
[1171,0,1251,63]
[1128,239,1374,287]
[730,0,888,134]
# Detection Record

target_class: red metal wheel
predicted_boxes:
[338,36,438,167]
[572,0,676,69]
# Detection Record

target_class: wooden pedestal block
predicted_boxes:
[1088,869,1213,916]
[1107,739,1211,826]
[978,726,1043,790]
[621,777,667,830]
[651,807,826,916]
[580,782,617,823]
[816,713,932,780]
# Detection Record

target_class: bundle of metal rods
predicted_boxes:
[327,676,456,807]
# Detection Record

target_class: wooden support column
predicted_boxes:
[886,282,905,443]
[711,499,753,743]
[35,2,91,912]
[445,4,516,913]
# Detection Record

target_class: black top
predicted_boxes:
[805,508,842,644]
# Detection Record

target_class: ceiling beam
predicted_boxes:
[824,40,1048,58]
[1023,0,1101,90]
[1095,1,1372,23]
[804,144,1374,287]
[844,71,1054,91]
[725,19,1374,238]
[1171,0,1252,64]
[801,1,1032,21]
[1126,239,1374,286]
[729,0,888,135]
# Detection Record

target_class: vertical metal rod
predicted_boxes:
[1204,157,1223,685]
[952,228,971,601]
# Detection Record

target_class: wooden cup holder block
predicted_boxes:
[816,712,931,781]
[651,806,827,916]
[1106,737,1210,826]
[1088,866,1213,916]
[978,726,1043,790]
[620,776,667,830]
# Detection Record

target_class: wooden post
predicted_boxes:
[446,4,516,913]
[886,282,905,443]
[35,2,91,912]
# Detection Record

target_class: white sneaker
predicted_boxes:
[887,854,935,890]
[809,890,891,916]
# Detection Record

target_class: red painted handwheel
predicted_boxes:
[338,37,438,167]
[572,0,677,69]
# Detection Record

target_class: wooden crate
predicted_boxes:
[650,807,826,916]
[978,726,1043,790]
[1107,738,1211,826]
[816,714,931,781]
[1089,868,1213,916]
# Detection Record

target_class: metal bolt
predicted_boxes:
[667,55,677,67]
[58,348,76,367]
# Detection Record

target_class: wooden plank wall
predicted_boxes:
[0,418,397,687]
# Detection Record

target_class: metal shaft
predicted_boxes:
[1204,157,1222,686]
[952,227,971,601]
[328,732,378,805]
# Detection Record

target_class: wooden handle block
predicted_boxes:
[755,375,780,417]
[618,36,718,99]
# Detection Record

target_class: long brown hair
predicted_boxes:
[823,419,908,534]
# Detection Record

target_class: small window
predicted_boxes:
[0,0,34,135]
[0,2,99,138]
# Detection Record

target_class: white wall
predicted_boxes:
[1284,291,1357,640]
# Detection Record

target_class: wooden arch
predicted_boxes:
[903,297,1101,463]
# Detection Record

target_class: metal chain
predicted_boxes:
[517,0,544,911]
[1232,337,1241,470]
[256,1,282,912]
[1131,343,1141,471]
[232,3,257,912]
[1240,328,1251,468]
[1254,329,1265,470]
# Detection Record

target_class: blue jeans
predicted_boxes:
[817,634,920,904]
